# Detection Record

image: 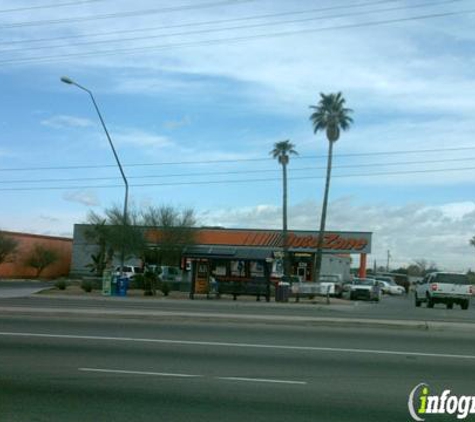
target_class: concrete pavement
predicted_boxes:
[0,280,53,298]
[1,290,474,332]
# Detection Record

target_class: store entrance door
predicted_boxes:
[194,260,210,294]
[297,263,308,281]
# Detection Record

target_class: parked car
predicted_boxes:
[343,278,382,301]
[415,272,473,309]
[374,278,405,295]
[158,266,183,283]
[319,274,344,297]
[372,273,409,293]
[114,265,143,280]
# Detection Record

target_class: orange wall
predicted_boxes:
[0,231,72,279]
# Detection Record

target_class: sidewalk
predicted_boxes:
[1,289,475,333]
[0,280,53,299]
[37,285,350,305]
[2,281,475,332]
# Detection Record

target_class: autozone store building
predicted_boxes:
[179,228,372,294]
[71,225,372,290]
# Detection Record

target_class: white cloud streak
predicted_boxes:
[201,197,475,271]
[63,190,100,206]
[41,114,95,129]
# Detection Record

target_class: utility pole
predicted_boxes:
[386,250,391,272]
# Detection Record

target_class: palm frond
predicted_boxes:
[309,92,353,140]
[270,140,298,161]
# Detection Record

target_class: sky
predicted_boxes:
[1,0,475,271]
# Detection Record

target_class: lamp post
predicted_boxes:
[60,76,128,273]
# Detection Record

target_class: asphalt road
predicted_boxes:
[1,315,475,422]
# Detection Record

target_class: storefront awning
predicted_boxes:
[182,245,273,261]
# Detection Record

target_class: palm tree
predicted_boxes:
[310,92,353,281]
[270,140,298,277]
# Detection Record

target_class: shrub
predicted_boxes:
[130,274,144,290]
[160,282,170,296]
[81,280,93,293]
[142,270,158,296]
[24,244,60,278]
[55,280,67,290]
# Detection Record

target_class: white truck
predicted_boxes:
[342,278,382,302]
[415,272,473,310]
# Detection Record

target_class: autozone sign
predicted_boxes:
[287,232,371,254]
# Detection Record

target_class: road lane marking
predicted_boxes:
[217,377,307,385]
[2,331,475,360]
[79,368,202,378]
[78,368,306,385]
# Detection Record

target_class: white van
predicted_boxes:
[114,265,142,280]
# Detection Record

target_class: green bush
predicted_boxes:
[142,271,158,296]
[90,278,102,290]
[130,274,145,289]
[81,280,93,293]
[55,280,67,290]
[160,282,170,296]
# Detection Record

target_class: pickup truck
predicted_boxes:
[415,272,473,310]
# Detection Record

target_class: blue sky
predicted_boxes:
[1,0,475,270]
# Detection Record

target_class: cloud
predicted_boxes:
[41,115,95,129]
[201,197,475,271]
[112,128,172,149]
[201,204,282,230]
[0,209,81,238]
[163,116,191,130]
[63,190,100,206]
[10,2,475,126]
[39,214,60,223]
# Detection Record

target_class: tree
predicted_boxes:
[270,140,298,277]
[83,204,197,276]
[141,205,197,266]
[0,231,19,266]
[408,259,438,276]
[84,206,145,276]
[84,212,112,276]
[104,204,146,262]
[309,92,353,281]
[24,244,59,278]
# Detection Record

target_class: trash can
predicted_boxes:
[111,275,118,296]
[117,276,129,297]
[275,282,290,302]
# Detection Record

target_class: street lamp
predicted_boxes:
[60,76,129,273]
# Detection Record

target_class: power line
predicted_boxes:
[2,156,475,185]
[0,0,104,14]
[0,165,474,192]
[0,0,460,54]
[1,145,475,173]
[2,8,474,65]
[0,0,406,46]
[0,0,257,29]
